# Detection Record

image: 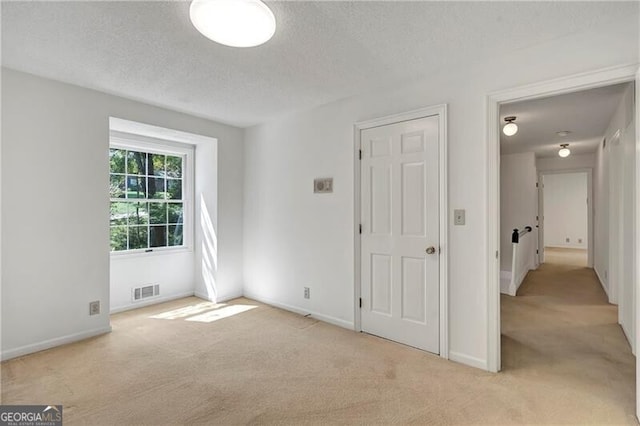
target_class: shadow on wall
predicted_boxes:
[201,193,218,301]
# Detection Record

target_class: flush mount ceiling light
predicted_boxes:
[190,0,276,48]
[558,144,571,158]
[556,130,571,137]
[502,116,518,136]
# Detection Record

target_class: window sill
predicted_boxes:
[110,246,193,260]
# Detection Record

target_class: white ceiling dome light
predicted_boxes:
[503,116,518,136]
[190,0,276,48]
[558,144,571,158]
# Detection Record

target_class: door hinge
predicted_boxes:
[496,250,499,259]
[359,297,362,308]
[536,215,538,221]
[358,149,362,160]
[536,182,538,188]
[359,224,362,234]
[536,249,539,254]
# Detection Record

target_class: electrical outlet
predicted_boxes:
[454,209,465,226]
[565,237,570,243]
[89,301,100,316]
[304,287,310,299]
[578,238,583,244]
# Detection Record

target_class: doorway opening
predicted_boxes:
[488,66,638,417]
[539,170,591,268]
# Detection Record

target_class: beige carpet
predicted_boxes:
[502,253,636,425]
[544,247,588,267]
[1,266,636,424]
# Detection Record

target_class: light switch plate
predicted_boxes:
[454,209,465,225]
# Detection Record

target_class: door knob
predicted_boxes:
[426,246,436,255]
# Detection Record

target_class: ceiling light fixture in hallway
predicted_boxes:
[558,143,571,157]
[503,116,518,136]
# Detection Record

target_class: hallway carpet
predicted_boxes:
[544,247,588,267]
[502,251,635,424]
[2,265,636,424]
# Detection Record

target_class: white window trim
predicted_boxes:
[109,130,195,257]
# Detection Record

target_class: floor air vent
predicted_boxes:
[132,284,160,301]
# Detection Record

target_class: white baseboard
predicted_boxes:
[513,266,529,293]
[501,265,532,296]
[194,290,244,303]
[620,321,635,354]
[500,270,512,295]
[243,290,354,330]
[449,351,488,370]
[545,244,587,250]
[594,266,611,301]
[110,291,196,314]
[1,326,112,361]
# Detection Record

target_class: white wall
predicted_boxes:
[500,152,538,272]
[594,82,636,352]
[543,173,588,249]
[537,153,595,172]
[243,21,639,369]
[620,114,636,353]
[594,136,610,295]
[110,253,195,312]
[595,83,634,297]
[1,69,244,359]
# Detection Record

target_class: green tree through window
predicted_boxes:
[110,148,185,252]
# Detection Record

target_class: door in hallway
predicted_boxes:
[360,115,440,353]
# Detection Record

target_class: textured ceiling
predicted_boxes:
[500,83,630,159]
[2,1,638,128]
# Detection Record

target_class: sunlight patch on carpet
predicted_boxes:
[149,302,226,320]
[185,304,258,323]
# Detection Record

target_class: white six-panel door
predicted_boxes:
[360,115,440,353]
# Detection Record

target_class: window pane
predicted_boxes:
[148,177,165,199]
[168,203,183,224]
[127,151,147,175]
[148,153,165,177]
[127,176,147,199]
[149,202,167,224]
[129,202,149,225]
[169,224,183,246]
[128,226,148,250]
[110,175,126,198]
[150,225,168,247]
[109,144,188,253]
[167,179,182,200]
[166,155,182,178]
[110,226,128,251]
[110,202,129,226]
[110,149,126,174]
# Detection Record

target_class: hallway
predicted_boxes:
[501,253,636,423]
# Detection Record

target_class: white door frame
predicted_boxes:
[635,66,640,418]
[354,104,449,359]
[538,168,594,267]
[487,63,638,374]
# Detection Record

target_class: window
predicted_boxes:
[109,138,192,253]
